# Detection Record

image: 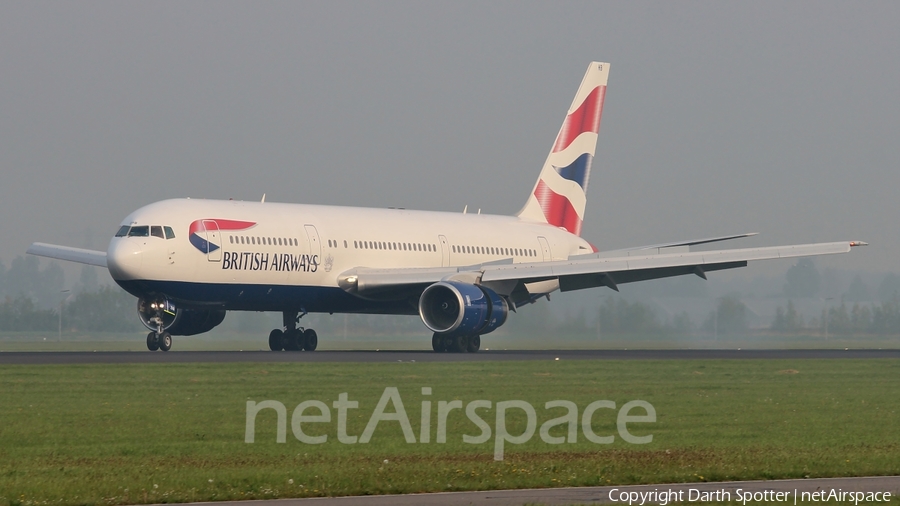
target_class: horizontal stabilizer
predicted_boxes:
[27,243,107,268]
[586,233,759,258]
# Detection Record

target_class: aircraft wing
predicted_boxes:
[339,240,866,304]
[27,243,108,268]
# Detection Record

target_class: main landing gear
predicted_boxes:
[432,333,480,353]
[269,311,318,352]
[146,331,172,352]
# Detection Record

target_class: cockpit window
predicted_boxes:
[151,226,164,239]
[128,226,150,237]
[164,226,175,239]
[115,225,130,237]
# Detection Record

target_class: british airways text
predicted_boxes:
[222,252,319,272]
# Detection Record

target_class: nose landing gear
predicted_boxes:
[146,331,172,352]
[269,311,318,351]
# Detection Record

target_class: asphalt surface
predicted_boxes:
[1,348,899,365]
[154,476,900,506]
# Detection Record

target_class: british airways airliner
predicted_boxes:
[28,62,865,352]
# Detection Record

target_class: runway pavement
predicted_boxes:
[1,348,899,365]
[155,476,900,506]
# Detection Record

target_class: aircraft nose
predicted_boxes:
[107,239,143,280]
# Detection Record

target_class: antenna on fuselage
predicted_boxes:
[463,205,468,214]
[261,194,266,203]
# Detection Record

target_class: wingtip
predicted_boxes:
[849,241,869,247]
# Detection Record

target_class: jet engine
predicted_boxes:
[418,281,508,336]
[137,297,226,336]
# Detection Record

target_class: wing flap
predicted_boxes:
[27,243,107,268]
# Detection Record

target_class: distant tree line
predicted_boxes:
[771,298,900,336]
[0,256,138,332]
[0,286,138,332]
[0,256,64,307]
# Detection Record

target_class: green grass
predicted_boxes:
[1,359,899,505]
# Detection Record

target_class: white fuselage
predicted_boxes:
[107,198,593,314]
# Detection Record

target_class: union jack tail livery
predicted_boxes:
[517,62,609,236]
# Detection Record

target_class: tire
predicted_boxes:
[303,329,318,351]
[432,333,444,353]
[284,329,301,351]
[158,332,172,352]
[467,335,481,353]
[146,332,159,352]
[441,335,454,353]
[452,334,468,353]
[268,329,284,351]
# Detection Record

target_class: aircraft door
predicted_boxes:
[203,220,222,262]
[304,225,321,270]
[537,236,552,262]
[439,235,450,267]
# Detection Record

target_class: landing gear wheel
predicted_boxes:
[284,329,301,351]
[432,334,444,353]
[158,332,172,352]
[146,332,159,351]
[268,329,285,351]
[303,329,318,351]
[452,335,468,353]
[467,335,481,353]
[441,335,454,353]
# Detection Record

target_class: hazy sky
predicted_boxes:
[1,2,897,274]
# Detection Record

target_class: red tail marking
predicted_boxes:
[552,86,606,153]
[534,180,583,236]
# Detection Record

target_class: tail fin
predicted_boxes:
[516,62,609,236]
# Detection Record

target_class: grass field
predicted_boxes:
[1,358,899,506]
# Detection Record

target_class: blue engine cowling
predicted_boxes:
[418,281,509,336]
[137,297,226,336]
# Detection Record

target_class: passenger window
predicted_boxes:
[164,226,175,239]
[151,226,164,239]
[128,226,149,237]
[115,225,130,237]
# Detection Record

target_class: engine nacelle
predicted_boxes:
[137,298,226,336]
[418,281,508,336]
